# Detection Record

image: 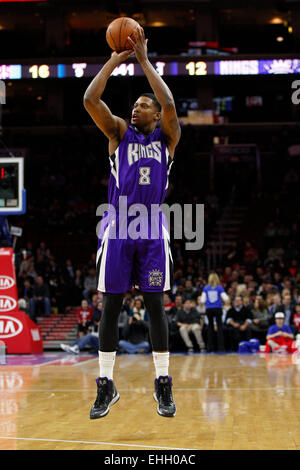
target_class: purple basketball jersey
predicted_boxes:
[108,125,172,208]
[96,125,174,293]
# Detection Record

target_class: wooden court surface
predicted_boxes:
[1,351,300,450]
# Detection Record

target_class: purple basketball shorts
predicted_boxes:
[96,215,173,293]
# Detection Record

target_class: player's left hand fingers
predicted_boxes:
[135,26,145,42]
[127,36,136,48]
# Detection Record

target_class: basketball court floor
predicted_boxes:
[1,352,300,450]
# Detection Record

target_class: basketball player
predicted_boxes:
[83,25,181,418]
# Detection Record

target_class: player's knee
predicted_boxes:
[141,291,164,314]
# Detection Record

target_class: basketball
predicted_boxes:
[106,17,138,52]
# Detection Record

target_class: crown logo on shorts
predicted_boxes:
[148,269,163,287]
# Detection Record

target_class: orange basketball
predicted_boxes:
[106,17,138,53]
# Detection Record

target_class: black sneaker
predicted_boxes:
[153,376,176,417]
[90,377,120,419]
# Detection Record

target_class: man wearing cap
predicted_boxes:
[265,312,297,353]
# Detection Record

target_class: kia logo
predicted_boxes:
[0,276,15,290]
[0,296,17,312]
[0,315,23,338]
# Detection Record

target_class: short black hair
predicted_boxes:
[139,92,161,112]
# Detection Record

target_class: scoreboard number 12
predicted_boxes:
[185,61,207,76]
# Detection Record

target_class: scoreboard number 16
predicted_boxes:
[28,65,50,79]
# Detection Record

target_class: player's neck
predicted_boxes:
[134,124,157,135]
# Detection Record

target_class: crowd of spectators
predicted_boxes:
[15,236,300,354]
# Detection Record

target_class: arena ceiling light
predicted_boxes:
[270,17,284,24]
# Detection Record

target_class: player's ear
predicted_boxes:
[155,111,161,121]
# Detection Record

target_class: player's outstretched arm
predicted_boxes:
[83,51,133,140]
[128,27,181,156]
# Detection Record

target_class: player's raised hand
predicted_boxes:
[127,25,148,64]
[110,49,134,65]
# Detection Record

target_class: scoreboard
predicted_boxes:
[1,59,300,80]
[0,158,25,215]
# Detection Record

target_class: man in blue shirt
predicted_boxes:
[265,311,296,353]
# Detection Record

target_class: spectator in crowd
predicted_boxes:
[73,269,84,305]
[61,333,99,354]
[60,302,101,354]
[35,253,47,277]
[83,267,97,301]
[182,279,197,301]
[265,312,297,353]
[281,278,292,292]
[223,267,232,284]
[272,272,282,291]
[89,293,100,310]
[24,257,38,282]
[63,259,75,282]
[169,294,183,318]
[274,293,297,335]
[257,280,273,299]
[292,286,299,304]
[62,259,75,304]
[171,268,183,295]
[164,293,175,313]
[175,284,185,298]
[18,277,33,302]
[293,303,300,333]
[49,275,66,313]
[18,298,29,315]
[131,298,149,322]
[29,276,51,322]
[118,312,150,354]
[250,297,271,344]
[18,254,33,278]
[166,294,184,350]
[196,295,206,316]
[242,293,253,310]
[226,295,252,351]
[201,273,229,352]
[176,299,206,353]
[76,299,93,338]
[60,299,103,353]
[265,293,274,311]
[91,300,102,332]
[269,293,282,315]
[118,298,130,340]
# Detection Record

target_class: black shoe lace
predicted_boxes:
[158,381,173,406]
[94,381,110,407]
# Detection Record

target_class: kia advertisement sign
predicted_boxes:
[0,247,43,353]
[0,276,15,290]
[0,296,18,312]
[0,315,23,338]
[0,312,43,353]
[0,248,18,313]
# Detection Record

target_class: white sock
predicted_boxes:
[98,351,116,380]
[152,351,169,378]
